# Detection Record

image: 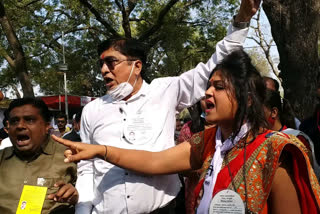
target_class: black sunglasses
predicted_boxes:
[99,57,135,69]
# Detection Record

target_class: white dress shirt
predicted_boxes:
[76,24,249,214]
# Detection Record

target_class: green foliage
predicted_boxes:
[247,48,271,77]
[0,0,239,96]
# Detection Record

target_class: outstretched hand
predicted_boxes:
[236,0,262,22]
[51,135,106,163]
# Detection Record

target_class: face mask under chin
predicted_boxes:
[107,62,137,101]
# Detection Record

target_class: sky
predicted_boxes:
[244,8,280,77]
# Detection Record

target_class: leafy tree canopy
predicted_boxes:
[0,0,239,97]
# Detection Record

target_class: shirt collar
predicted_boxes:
[128,80,149,101]
[5,137,55,161]
[215,123,251,154]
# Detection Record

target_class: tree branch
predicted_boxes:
[114,0,123,11]
[0,2,24,65]
[12,84,21,98]
[79,0,120,37]
[139,0,179,41]
[16,0,44,9]
[45,26,96,51]
[55,9,72,19]
[178,20,211,27]
[0,45,14,67]
[115,0,134,38]
[247,36,260,45]
[183,0,202,9]
[127,0,138,12]
[129,18,152,25]
[249,8,279,77]
[0,1,34,97]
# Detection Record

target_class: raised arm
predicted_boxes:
[52,135,201,175]
[175,0,261,111]
[235,0,261,22]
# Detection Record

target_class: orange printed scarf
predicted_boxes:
[190,129,320,213]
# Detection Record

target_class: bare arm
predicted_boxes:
[106,141,200,175]
[52,135,201,175]
[268,153,301,214]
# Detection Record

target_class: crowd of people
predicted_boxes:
[0,0,319,213]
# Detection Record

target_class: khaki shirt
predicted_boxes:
[0,139,77,214]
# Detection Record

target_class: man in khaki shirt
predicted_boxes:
[0,98,78,214]
[52,113,71,138]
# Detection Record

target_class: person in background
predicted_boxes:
[54,49,320,214]
[263,89,320,178]
[52,113,71,137]
[263,76,279,92]
[0,116,8,144]
[0,98,78,213]
[263,89,296,131]
[177,97,216,214]
[0,110,12,150]
[263,76,301,128]
[63,108,83,142]
[177,98,215,144]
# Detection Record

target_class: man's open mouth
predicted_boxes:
[104,77,113,84]
[16,134,30,145]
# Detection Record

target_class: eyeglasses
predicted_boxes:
[99,57,135,69]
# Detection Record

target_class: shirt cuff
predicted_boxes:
[226,24,250,44]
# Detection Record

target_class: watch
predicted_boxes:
[232,15,250,29]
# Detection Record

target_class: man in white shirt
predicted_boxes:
[76,1,260,213]
[0,113,12,150]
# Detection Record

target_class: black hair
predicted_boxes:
[211,49,268,139]
[264,89,296,129]
[74,108,83,123]
[7,98,51,122]
[263,76,280,91]
[98,38,147,79]
[56,112,67,120]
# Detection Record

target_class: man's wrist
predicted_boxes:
[234,11,252,22]
[232,15,250,29]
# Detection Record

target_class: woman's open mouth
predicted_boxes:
[205,100,215,112]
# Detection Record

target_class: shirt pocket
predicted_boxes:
[36,177,68,196]
[36,176,67,186]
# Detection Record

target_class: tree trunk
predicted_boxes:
[263,0,320,120]
[0,2,34,97]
